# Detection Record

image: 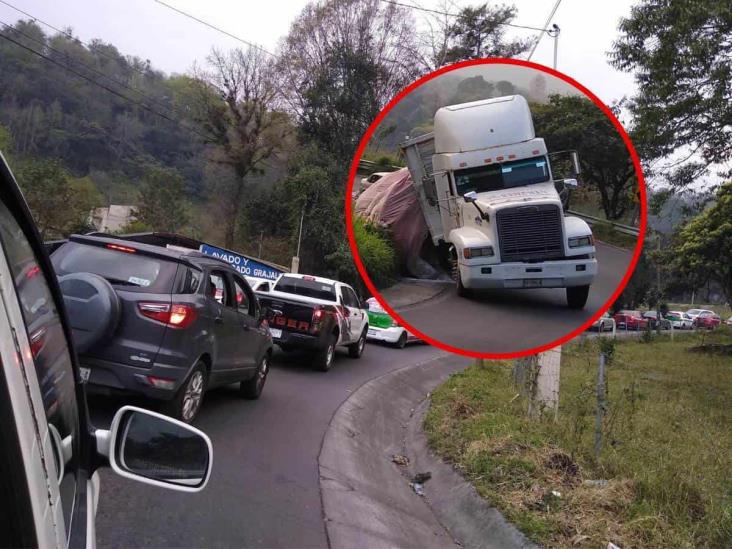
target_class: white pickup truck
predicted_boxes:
[257,273,369,371]
[401,95,597,308]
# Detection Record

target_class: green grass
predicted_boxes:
[590,220,638,249]
[425,329,732,548]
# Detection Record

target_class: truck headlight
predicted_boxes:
[568,235,593,248]
[463,246,494,259]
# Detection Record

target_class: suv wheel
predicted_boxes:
[348,329,367,358]
[164,362,207,423]
[240,353,269,399]
[313,334,336,371]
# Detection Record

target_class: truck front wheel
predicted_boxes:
[453,260,472,298]
[566,285,590,309]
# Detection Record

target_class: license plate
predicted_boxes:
[523,279,542,288]
[79,367,91,383]
[269,328,282,339]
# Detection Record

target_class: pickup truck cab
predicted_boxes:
[401,95,597,308]
[258,274,369,371]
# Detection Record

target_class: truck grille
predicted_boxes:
[495,204,564,262]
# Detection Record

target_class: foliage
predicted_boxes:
[133,165,189,232]
[532,95,637,220]
[350,216,398,290]
[613,247,653,311]
[440,3,531,64]
[672,182,732,303]
[425,334,732,547]
[15,158,102,238]
[610,0,732,185]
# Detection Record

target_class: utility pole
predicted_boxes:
[291,207,305,274]
[258,230,264,258]
[548,24,560,69]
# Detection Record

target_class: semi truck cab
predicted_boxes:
[401,95,597,308]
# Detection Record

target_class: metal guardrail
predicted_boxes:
[567,210,640,237]
[358,159,403,172]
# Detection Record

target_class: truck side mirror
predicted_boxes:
[570,151,581,176]
[563,178,579,188]
[463,191,478,203]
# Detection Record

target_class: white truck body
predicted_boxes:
[400,95,597,306]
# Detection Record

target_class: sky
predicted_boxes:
[0,0,639,105]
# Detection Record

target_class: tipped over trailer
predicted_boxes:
[401,95,597,308]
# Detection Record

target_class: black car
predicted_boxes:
[51,234,273,422]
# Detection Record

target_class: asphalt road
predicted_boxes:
[396,242,633,355]
[90,342,442,548]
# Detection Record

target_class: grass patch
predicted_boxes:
[590,220,637,249]
[425,329,732,548]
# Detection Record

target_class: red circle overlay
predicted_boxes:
[346,58,647,359]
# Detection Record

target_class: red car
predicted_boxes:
[694,311,721,329]
[613,310,649,330]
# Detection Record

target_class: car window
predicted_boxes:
[0,199,80,541]
[52,241,177,293]
[343,287,360,308]
[207,272,229,306]
[233,278,254,316]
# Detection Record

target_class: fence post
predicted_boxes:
[594,352,606,459]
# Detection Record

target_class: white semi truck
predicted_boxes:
[400,95,597,308]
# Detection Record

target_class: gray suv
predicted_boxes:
[51,234,273,422]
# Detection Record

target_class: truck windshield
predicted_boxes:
[454,155,550,195]
[274,276,336,302]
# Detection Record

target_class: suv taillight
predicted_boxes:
[139,303,196,328]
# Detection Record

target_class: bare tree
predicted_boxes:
[188,47,284,249]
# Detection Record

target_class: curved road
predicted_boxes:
[90,343,443,548]
[396,242,632,354]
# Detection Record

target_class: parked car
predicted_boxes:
[694,310,721,330]
[51,234,273,422]
[613,310,649,330]
[641,310,671,330]
[726,316,732,326]
[685,308,715,325]
[364,297,420,348]
[246,275,274,293]
[257,273,368,371]
[590,312,615,332]
[359,171,389,194]
[0,154,212,548]
[665,311,693,330]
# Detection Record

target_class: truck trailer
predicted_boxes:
[400,95,597,308]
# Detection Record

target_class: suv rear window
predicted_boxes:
[52,242,177,293]
[274,276,336,302]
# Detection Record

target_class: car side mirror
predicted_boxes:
[95,406,212,492]
[463,191,478,203]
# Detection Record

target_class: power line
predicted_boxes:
[379,0,547,32]
[152,0,276,57]
[527,0,563,61]
[0,30,210,142]
[0,19,183,121]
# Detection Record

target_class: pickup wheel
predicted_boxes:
[163,361,207,423]
[313,334,337,371]
[566,285,590,309]
[348,329,367,358]
[240,353,269,399]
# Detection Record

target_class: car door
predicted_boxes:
[341,285,366,342]
[205,270,239,377]
[0,180,91,548]
[231,275,265,373]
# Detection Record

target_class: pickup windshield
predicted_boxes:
[454,155,550,195]
[274,276,336,302]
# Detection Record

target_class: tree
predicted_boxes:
[279,0,422,161]
[133,165,189,232]
[672,182,732,304]
[439,3,531,65]
[15,158,101,238]
[187,47,284,249]
[532,95,636,220]
[610,0,732,186]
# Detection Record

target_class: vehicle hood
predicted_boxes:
[474,182,560,209]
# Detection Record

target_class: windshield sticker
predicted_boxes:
[128,276,151,287]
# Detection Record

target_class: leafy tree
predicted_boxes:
[440,3,531,64]
[610,0,732,186]
[15,158,102,238]
[532,95,636,220]
[672,182,732,303]
[133,165,189,232]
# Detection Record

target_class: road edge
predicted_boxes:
[318,353,534,548]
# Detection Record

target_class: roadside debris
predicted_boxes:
[583,479,609,488]
[412,472,432,484]
[411,482,425,496]
[392,454,409,466]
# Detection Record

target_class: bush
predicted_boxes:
[352,215,398,289]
